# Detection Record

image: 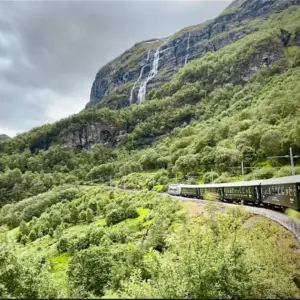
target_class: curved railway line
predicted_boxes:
[167,194,300,243]
[109,186,300,243]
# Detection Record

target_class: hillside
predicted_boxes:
[1,186,300,298]
[1,0,300,297]
[0,0,299,196]
[87,0,300,110]
[0,134,10,141]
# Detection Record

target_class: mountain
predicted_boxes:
[1,0,299,153]
[2,1,300,298]
[1,0,300,184]
[87,0,300,110]
[0,134,10,141]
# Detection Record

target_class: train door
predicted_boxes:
[296,183,300,211]
[254,185,261,204]
[218,188,224,201]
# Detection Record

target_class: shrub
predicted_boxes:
[106,208,126,226]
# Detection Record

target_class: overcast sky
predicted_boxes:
[0,0,231,137]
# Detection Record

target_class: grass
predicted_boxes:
[96,218,107,227]
[112,207,150,233]
[51,253,71,295]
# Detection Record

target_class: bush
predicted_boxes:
[246,166,275,180]
[106,208,126,226]
[203,171,219,184]
[57,236,69,253]
[67,246,113,297]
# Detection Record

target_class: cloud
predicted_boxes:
[0,0,230,137]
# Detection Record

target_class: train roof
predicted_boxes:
[179,180,261,189]
[261,174,300,185]
[170,175,300,189]
[218,180,262,187]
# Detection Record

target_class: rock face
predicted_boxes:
[60,123,124,150]
[86,0,300,109]
[0,134,10,141]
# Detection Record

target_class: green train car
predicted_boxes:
[168,175,300,211]
[260,176,300,210]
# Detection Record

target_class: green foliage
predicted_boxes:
[87,163,115,182]
[67,246,112,297]
[0,240,58,298]
[260,129,282,156]
[203,171,219,183]
[106,206,138,226]
[0,185,79,229]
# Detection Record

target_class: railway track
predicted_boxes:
[168,194,300,243]
[107,186,300,243]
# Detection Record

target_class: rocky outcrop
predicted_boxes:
[86,0,300,109]
[60,123,124,149]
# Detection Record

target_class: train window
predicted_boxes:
[293,185,296,197]
[281,186,285,195]
[289,185,296,197]
[285,186,289,195]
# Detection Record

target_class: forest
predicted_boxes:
[1,186,300,298]
[1,2,300,299]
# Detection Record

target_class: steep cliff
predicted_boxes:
[87,0,300,110]
[2,0,300,152]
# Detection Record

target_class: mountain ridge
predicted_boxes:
[87,0,300,110]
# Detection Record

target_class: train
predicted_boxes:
[168,175,300,211]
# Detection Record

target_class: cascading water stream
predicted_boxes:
[184,32,191,65]
[137,37,169,103]
[129,50,150,104]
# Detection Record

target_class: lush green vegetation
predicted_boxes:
[1,3,300,298]
[1,187,299,298]
[1,8,300,204]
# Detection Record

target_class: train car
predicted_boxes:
[168,184,181,196]
[168,175,300,212]
[221,180,262,205]
[260,175,300,211]
[179,184,222,199]
[180,184,199,198]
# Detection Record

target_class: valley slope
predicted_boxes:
[1,0,300,298]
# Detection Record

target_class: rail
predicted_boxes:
[169,194,300,243]
[108,187,300,242]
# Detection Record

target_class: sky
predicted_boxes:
[0,0,231,137]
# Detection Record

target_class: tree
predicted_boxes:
[0,240,58,298]
[86,163,115,182]
[260,130,281,156]
[19,220,30,236]
[86,208,94,223]
[173,154,199,175]
[67,246,113,297]
[214,147,241,172]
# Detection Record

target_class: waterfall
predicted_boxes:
[184,32,191,65]
[129,50,150,104]
[137,37,169,103]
